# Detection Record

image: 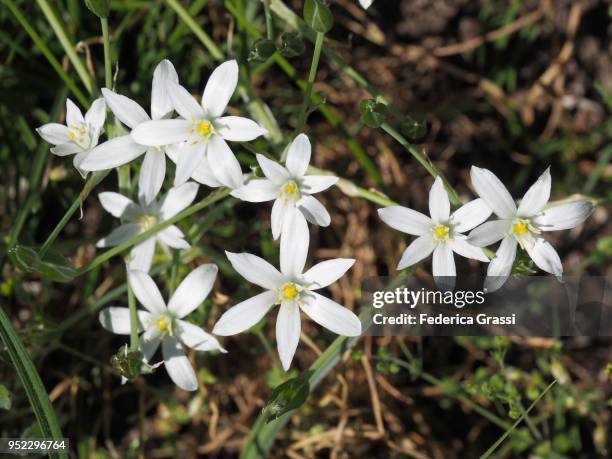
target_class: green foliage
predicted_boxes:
[303,0,333,33]
[84,0,110,19]
[8,245,76,282]
[0,384,11,410]
[263,372,312,423]
[359,99,388,128]
[248,39,277,63]
[277,31,305,57]
[400,116,427,140]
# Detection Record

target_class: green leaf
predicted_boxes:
[303,0,333,33]
[400,116,428,140]
[0,384,11,410]
[278,32,305,57]
[359,99,388,128]
[84,0,110,19]
[263,372,312,423]
[248,39,277,63]
[0,308,67,458]
[8,245,40,272]
[8,245,76,282]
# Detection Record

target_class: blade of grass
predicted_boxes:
[0,308,67,459]
[6,0,89,107]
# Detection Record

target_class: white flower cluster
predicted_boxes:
[37,59,360,389]
[378,168,593,291]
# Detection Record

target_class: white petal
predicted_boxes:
[157,226,190,249]
[167,145,222,188]
[359,0,374,9]
[212,290,277,336]
[139,334,160,363]
[378,206,432,236]
[303,258,354,290]
[301,175,338,194]
[168,82,205,120]
[98,192,137,218]
[470,166,517,219]
[285,134,311,177]
[101,88,149,129]
[138,148,166,205]
[276,302,301,371]
[98,307,151,334]
[524,236,563,277]
[96,223,140,248]
[225,251,284,290]
[298,195,330,227]
[151,59,179,120]
[176,320,225,352]
[396,235,435,270]
[432,244,456,290]
[174,142,206,186]
[66,98,84,126]
[160,181,199,219]
[207,136,243,189]
[131,119,191,146]
[451,198,492,233]
[271,198,289,240]
[485,236,517,292]
[280,209,309,277]
[518,167,551,217]
[216,116,268,142]
[468,220,510,247]
[231,179,278,202]
[85,98,107,131]
[202,60,238,117]
[429,176,450,223]
[50,143,82,156]
[533,201,593,231]
[301,293,361,336]
[256,154,290,185]
[128,270,166,314]
[449,238,490,262]
[37,123,70,145]
[168,264,218,318]
[162,337,198,391]
[72,152,89,176]
[128,238,156,272]
[80,135,147,171]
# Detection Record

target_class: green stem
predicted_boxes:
[381,122,461,206]
[39,171,110,258]
[75,188,232,276]
[6,0,89,107]
[291,31,324,144]
[127,265,139,351]
[263,0,274,40]
[36,0,95,94]
[101,17,113,88]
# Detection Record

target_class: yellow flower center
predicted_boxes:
[281,283,299,300]
[67,124,89,147]
[134,213,156,230]
[197,120,213,138]
[513,222,528,235]
[433,225,450,240]
[156,316,170,333]
[283,182,298,195]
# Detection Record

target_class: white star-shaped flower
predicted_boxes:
[37,98,106,177]
[99,266,225,391]
[213,212,361,371]
[359,0,374,9]
[97,182,199,272]
[130,60,268,189]
[81,60,180,204]
[378,176,492,289]
[231,134,338,239]
[468,166,593,292]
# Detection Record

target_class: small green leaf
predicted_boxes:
[278,32,305,58]
[110,345,145,381]
[359,99,388,128]
[303,0,333,33]
[400,116,427,140]
[263,373,312,423]
[8,245,40,272]
[8,245,76,282]
[84,0,110,19]
[248,39,277,63]
[0,384,11,410]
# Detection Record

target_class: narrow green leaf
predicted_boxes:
[303,0,333,33]
[84,0,110,18]
[0,384,11,410]
[8,246,76,282]
[263,372,312,423]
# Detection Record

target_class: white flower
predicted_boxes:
[378,176,491,289]
[130,60,268,189]
[36,98,106,177]
[99,266,225,391]
[468,166,593,292]
[359,0,374,9]
[231,134,338,239]
[80,60,179,204]
[96,182,199,272]
[213,212,361,371]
